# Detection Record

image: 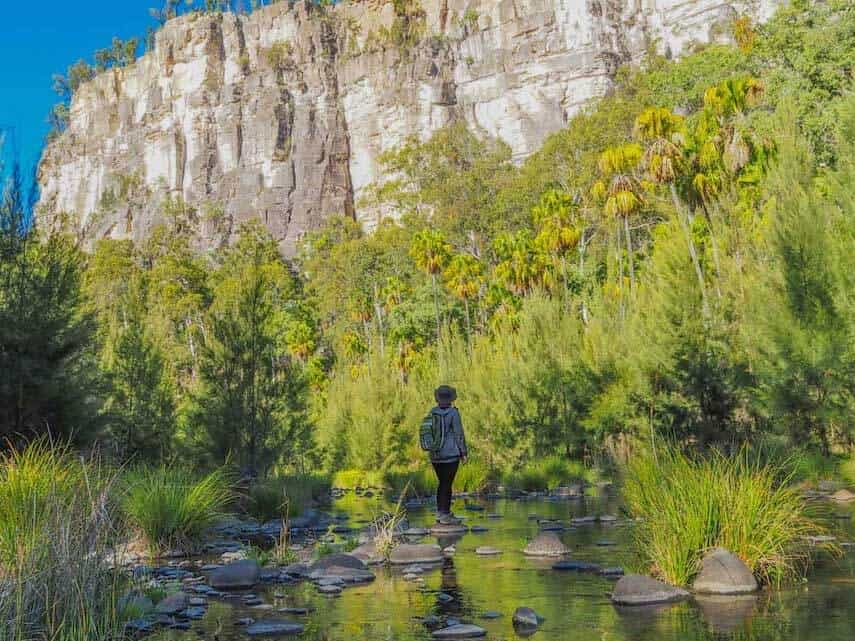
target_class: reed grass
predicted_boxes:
[119,465,234,553]
[623,445,832,587]
[502,455,599,491]
[0,440,124,641]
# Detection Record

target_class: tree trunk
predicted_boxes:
[670,184,709,315]
[623,216,635,295]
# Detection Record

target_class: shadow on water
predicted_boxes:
[150,494,855,641]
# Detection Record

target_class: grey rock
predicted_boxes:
[390,544,443,565]
[309,553,366,572]
[182,606,207,619]
[693,548,758,595]
[154,593,188,615]
[475,546,502,556]
[523,532,569,557]
[432,624,487,639]
[611,575,690,606]
[512,607,542,628]
[245,620,305,636]
[209,559,260,590]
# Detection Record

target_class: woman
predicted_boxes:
[429,385,468,525]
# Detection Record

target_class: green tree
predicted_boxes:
[410,229,451,341]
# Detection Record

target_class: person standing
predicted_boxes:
[426,385,468,525]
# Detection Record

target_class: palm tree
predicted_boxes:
[410,229,452,341]
[532,189,582,311]
[493,231,550,297]
[443,252,484,345]
[592,143,644,294]
[634,107,709,310]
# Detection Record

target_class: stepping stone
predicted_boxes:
[437,592,454,603]
[570,516,597,525]
[155,593,188,615]
[432,624,487,639]
[523,531,569,557]
[596,540,616,546]
[475,546,502,556]
[316,584,342,595]
[245,620,305,636]
[599,514,618,522]
[309,554,366,572]
[390,544,444,565]
[487,513,502,519]
[610,575,689,606]
[481,610,502,619]
[469,525,489,533]
[431,523,467,535]
[278,607,310,615]
[464,504,484,511]
[208,560,260,590]
[830,489,855,503]
[552,560,601,573]
[693,548,758,595]
[182,606,206,619]
[513,606,543,628]
[538,521,564,531]
[404,528,430,536]
[599,566,625,577]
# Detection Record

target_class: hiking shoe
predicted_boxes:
[437,513,463,526]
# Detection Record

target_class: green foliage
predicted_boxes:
[501,456,594,492]
[120,466,234,552]
[623,445,832,587]
[0,441,124,641]
[246,473,330,521]
[332,468,385,490]
[1,168,97,446]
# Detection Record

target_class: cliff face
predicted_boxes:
[37,0,779,254]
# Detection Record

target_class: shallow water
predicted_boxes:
[151,492,855,641]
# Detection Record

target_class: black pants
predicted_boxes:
[432,460,459,514]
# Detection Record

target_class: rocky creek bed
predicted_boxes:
[127,490,855,641]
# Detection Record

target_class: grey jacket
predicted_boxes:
[430,406,468,463]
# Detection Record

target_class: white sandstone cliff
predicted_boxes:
[37,0,779,254]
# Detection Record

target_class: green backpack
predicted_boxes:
[419,409,446,453]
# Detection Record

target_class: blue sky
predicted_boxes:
[0,1,160,179]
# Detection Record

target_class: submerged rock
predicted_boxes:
[692,548,758,595]
[475,546,502,556]
[208,559,260,590]
[552,560,601,573]
[245,620,305,636]
[611,575,689,606]
[523,532,569,557]
[431,624,488,639]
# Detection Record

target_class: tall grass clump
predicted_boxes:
[623,445,832,587]
[454,460,492,493]
[502,455,596,491]
[246,473,330,521]
[120,466,234,553]
[0,440,124,641]
[383,466,437,496]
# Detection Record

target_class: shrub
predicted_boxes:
[332,468,384,489]
[120,466,234,552]
[623,445,833,587]
[0,441,124,641]
[501,455,595,491]
[384,466,437,496]
[454,460,492,493]
[246,473,330,521]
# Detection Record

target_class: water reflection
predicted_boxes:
[150,496,854,641]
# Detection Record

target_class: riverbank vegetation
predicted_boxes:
[624,445,833,586]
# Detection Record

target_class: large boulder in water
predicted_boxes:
[351,541,384,565]
[610,574,689,606]
[309,553,366,572]
[523,532,569,557]
[208,559,260,590]
[390,544,443,565]
[692,548,757,595]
